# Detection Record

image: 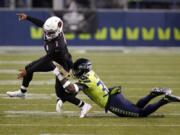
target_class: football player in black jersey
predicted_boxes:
[6,13,91,118]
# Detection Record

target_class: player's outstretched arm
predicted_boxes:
[16,13,44,27]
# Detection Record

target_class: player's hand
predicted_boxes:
[17,69,27,79]
[16,13,27,21]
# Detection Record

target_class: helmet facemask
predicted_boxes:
[73,59,92,78]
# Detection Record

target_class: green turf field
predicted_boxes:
[0,50,180,135]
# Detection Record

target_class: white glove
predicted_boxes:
[53,67,60,76]
[53,67,64,81]
[56,99,63,113]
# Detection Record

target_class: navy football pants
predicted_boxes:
[108,93,168,117]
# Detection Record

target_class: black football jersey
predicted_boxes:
[26,16,73,73]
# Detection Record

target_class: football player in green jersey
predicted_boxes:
[53,58,180,117]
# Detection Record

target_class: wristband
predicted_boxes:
[74,84,79,93]
[53,68,64,81]
[57,73,64,81]
[63,81,71,88]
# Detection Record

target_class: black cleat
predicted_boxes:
[151,88,172,96]
[164,94,180,102]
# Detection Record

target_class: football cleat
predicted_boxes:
[164,94,180,102]
[56,99,63,113]
[151,88,172,96]
[6,90,26,98]
[80,103,92,118]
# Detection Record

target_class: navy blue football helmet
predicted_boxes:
[73,58,92,77]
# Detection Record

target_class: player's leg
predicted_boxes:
[55,78,92,118]
[107,94,141,117]
[6,63,35,97]
[139,94,180,117]
[136,88,171,108]
[107,93,180,117]
[6,56,54,97]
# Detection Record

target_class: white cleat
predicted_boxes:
[80,103,92,118]
[164,94,180,102]
[151,88,172,96]
[56,99,63,113]
[6,90,26,98]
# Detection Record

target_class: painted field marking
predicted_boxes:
[0,93,88,99]
[0,103,178,107]
[0,61,30,64]
[41,132,165,135]
[1,80,180,86]
[0,123,180,127]
[0,69,18,73]
[1,60,180,66]
[3,110,180,117]
[1,93,180,102]
[1,69,180,81]
[3,110,116,118]
[2,93,180,100]
[0,69,51,74]
[1,68,180,74]
[0,80,55,85]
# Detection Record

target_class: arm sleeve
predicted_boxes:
[26,16,45,27]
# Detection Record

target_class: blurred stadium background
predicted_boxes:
[0,0,180,135]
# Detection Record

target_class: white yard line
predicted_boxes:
[1,93,180,101]
[1,59,180,66]
[3,110,115,118]
[2,93,180,100]
[0,103,178,107]
[1,69,180,80]
[0,80,55,85]
[0,69,52,74]
[0,61,30,64]
[4,110,180,117]
[40,134,94,135]
[0,123,180,127]
[0,93,88,99]
[1,68,180,74]
[1,80,180,86]
[0,69,18,73]
[40,134,95,135]
[1,46,180,53]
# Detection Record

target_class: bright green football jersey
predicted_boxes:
[79,70,109,108]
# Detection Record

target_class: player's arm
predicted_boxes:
[53,67,87,93]
[16,13,44,27]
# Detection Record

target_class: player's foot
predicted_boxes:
[151,88,172,96]
[80,103,92,118]
[6,90,26,98]
[56,99,63,113]
[164,94,180,102]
